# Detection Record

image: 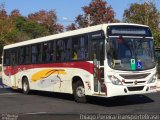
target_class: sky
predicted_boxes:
[0,0,160,27]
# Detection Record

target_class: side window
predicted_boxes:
[52,41,56,61]
[60,40,66,61]
[56,40,66,62]
[72,37,79,60]
[79,36,88,60]
[42,42,55,62]
[19,47,25,64]
[3,50,10,66]
[72,35,88,60]
[18,46,30,65]
[61,38,72,61]
[24,46,30,64]
[10,48,17,66]
[66,38,72,61]
[56,40,62,61]
[56,38,72,62]
[31,44,41,64]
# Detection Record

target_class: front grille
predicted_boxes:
[124,81,146,84]
[127,86,144,91]
[120,73,150,79]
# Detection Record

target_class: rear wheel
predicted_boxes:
[73,81,87,103]
[22,78,30,94]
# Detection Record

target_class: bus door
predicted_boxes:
[10,50,17,88]
[91,38,105,95]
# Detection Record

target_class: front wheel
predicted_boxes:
[73,81,87,103]
[22,78,30,94]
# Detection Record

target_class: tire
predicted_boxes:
[73,81,87,103]
[22,78,30,94]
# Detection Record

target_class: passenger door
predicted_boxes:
[91,38,105,94]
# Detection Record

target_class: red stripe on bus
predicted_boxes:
[4,61,94,76]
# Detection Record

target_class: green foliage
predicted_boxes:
[22,21,49,38]
[13,16,26,31]
[123,1,160,47]
[154,30,160,47]
[0,5,65,55]
[28,10,64,34]
[0,4,64,57]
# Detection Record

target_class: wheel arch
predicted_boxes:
[72,76,84,92]
[72,76,87,103]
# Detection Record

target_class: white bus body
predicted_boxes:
[2,23,157,102]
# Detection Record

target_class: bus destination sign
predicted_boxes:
[107,25,152,37]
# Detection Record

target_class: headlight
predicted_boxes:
[147,75,157,84]
[108,75,122,85]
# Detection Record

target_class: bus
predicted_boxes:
[2,23,157,103]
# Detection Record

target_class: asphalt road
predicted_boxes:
[0,78,160,120]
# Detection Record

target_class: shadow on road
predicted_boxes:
[87,94,154,107]
[0,88,16,94]
[29,90,75,101]
[22,90,154,107]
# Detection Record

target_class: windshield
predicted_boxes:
[107,37,156,71]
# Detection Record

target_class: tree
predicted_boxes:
[0,4,15,51]
[0,4,67,59]
[10,9,21,18]
[123,1,160,47]
[83,0,116,24]
[28,10,64,34]
[23,21,49,38]
[0,3,7,20]
[0,4,56,55]
[66,23,77,31]
[12,16,49,39]
[67,0,117,29]
[75,15,89,28]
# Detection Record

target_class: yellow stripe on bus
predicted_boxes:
[31,69,66,82]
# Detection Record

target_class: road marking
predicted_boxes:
[24,112,49,115]
[0,93,19,96]
[23,112,79,115]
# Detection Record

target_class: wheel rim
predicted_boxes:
[23,82,28,92]
[76,86,85,97]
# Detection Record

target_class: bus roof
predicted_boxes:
[4,23,149,49]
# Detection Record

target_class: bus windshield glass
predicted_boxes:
[107,37,156,71]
